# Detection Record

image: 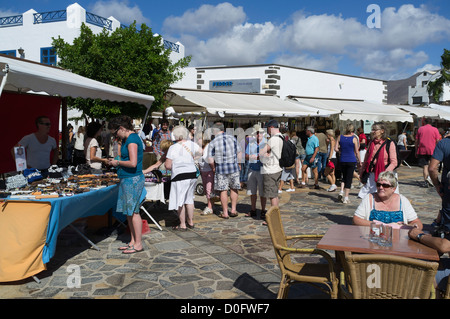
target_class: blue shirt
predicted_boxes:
[305,135,319,156]
[433,137,450,189]
[246,137,267,171]
[118,133,143,178]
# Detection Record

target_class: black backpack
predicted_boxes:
[385,138,401,170]
[278,135,297,168]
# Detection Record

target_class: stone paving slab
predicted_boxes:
[0,166,443,299]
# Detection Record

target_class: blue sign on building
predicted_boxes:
[209,79,260,93]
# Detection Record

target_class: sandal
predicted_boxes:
[118,243,132,251]
[122,245,144,254]
[218,213,229,219]
[260,210,267,221]
[245,210,257,217]
[172,225,188,231]
[229,212,239,218]
[186,224,195,229]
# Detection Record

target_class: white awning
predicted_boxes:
[0,55,154,109]
[429,104,450,121]
[395,105,443,119]
[288,97,413,122]
[166,88,327,117]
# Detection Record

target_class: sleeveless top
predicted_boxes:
[369,196,403,223]
[339,135,356,162]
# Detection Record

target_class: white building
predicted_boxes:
[0,2,185,131]
[174,64,387,104]
[0,2,185,65]
[408,70,450,105]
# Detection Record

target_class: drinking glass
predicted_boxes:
[379,224,393,247]
[369,222,380,243]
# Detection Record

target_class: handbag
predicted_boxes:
[181,142,200,178]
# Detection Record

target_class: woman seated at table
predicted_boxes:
[353,171,423,229]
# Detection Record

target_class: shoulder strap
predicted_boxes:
[368,140,388,170]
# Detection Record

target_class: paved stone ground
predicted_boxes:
[0,165,442,300]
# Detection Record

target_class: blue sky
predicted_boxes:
[1,0,450,80]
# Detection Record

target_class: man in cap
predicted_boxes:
[245,124,267,218]
[259,119,283,222]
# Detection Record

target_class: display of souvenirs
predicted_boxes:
[0,167,120,199]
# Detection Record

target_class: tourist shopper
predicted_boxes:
[325,129,337,192]
[165,125,201,230]
[108,115,145,254]
[358,122,398,199]
[300,126,319,189]
[152,119,171,160]
[14,115,59,173]
[73,126,85,166]
[290,131,306,185]
[199,139,215,215]
[397,131,408,151]
[245,124,267,218]
[316,130,328,180]
[428,132,450,237]
[84,121,108,174]
[354,171,422,228]
[415,118,441,187]
[259,119,283,222]
[335,123,360,204]
[208,122,241,219]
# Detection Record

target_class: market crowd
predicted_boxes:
[11,114,450,296]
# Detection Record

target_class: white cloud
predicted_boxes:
[162,2,246,38]
[89,0,150,26]
[162,3,450,79]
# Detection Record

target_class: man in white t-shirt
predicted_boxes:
[259,119,283,221]
[14,115,58,171]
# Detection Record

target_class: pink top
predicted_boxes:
[361,139,398,172]
[416,124,440,155]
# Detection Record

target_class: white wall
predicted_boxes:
[173,64,386,104]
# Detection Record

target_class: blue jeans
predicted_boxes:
[317,152,328,178]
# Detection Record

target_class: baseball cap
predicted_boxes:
[265,119,279,128]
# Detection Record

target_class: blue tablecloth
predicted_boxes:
[41,185,120,263]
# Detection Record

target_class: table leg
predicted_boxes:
[68,224,100,251]
[140,205,163,231]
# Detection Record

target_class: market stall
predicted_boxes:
[0,54,156,282]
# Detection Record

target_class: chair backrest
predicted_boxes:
[265,206,291,271]
[343,251,438,299]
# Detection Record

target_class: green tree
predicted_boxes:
[427,49,450,103]
[52,22,191,120]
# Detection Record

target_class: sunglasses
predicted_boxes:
[376,182,393,188]
[39,122,51,126]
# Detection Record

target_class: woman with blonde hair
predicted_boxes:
[335,123,360,203]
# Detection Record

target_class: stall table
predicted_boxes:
[0,185,122,282]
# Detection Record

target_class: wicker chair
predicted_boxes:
[265,206,338,299]
[339,251,438,299]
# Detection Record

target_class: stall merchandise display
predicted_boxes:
[1,167,120,199]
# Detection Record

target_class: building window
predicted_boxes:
[0,50,16,57]
[422,81,428,87]
[41,47,57,65]
[412,96,423,104]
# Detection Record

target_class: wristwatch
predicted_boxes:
[416,233,426,242]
